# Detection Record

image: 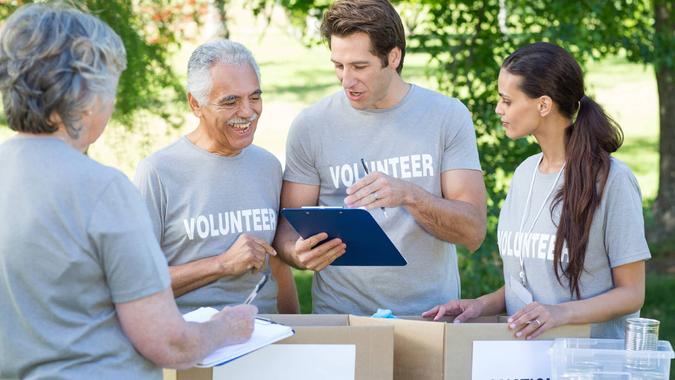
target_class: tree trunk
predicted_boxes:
[214,0,231,39]
[650,0,675,249]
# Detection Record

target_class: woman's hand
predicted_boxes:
[422,298,485,322]
[508,302,569,340]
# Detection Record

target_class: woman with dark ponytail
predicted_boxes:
[423,42,650,339]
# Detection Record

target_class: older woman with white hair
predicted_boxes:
[0,4,256,379]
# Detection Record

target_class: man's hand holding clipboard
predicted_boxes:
[279,208,406,268]
[283,228,347,271]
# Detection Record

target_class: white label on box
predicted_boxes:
[472,340,553,380]
[213,344,356,380]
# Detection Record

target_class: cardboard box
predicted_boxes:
[349,315,591,380]
[164,314,394,380]
[164,314,589,380]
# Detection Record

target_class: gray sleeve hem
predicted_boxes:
[112,282,170,304]
[282,173,321,186]
[441,166,483,173]
[610,251,651,268]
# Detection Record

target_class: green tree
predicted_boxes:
[651,0,674,251]
[252,0,666,297]
[0,0,210,125]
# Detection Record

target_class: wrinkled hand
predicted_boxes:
[508,302,566,340]
[211,304,258,345]
[220,234,276,275]
[344,172,412,209]
[422,299,484,323]
[291,232,346,272]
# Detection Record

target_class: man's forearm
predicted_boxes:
[403,184,486,252]
[169,256,225,297]
[272,220,302,268]
[271,257,300,313]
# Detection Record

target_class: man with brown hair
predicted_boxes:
[275,0,487,315]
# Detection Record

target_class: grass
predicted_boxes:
[644,275,675,339]
[614,136,659,198]
[293,270,314,314]
[585,58,659,199]
[642,274,675,378]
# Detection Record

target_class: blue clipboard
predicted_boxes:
[281,207,407,266]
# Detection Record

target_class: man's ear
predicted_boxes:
[187,92,203,118]
[387,47,401,70]
[538,95,554,117]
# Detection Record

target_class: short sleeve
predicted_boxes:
[283,112,320,185]
[88,176,170,304]
[441,100,481,172]
[270,157,283,208]
[602,166,651,267]
[133,159,165,242]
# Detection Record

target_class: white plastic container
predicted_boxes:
[549,338,674,380]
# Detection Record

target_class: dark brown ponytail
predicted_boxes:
[502,42,624,298]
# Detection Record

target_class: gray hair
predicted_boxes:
[187,39,260,105]
[0,3,127,138]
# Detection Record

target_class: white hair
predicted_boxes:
[187,39,260,105]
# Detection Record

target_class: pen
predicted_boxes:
[255,316,283,325]
[360,158,387,217]
[244,273,268,304]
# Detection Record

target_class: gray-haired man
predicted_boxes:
[134,39,299,314]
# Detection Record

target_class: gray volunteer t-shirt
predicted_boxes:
[498,154,651,338]
[284,85,481,315]
[135,137,281,314]
[0,136,170,380]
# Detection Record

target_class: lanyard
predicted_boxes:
[517,155,565,287]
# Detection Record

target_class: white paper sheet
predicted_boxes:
[183,307,295,367]
[472,340,554,380]
[213,344,356,380]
